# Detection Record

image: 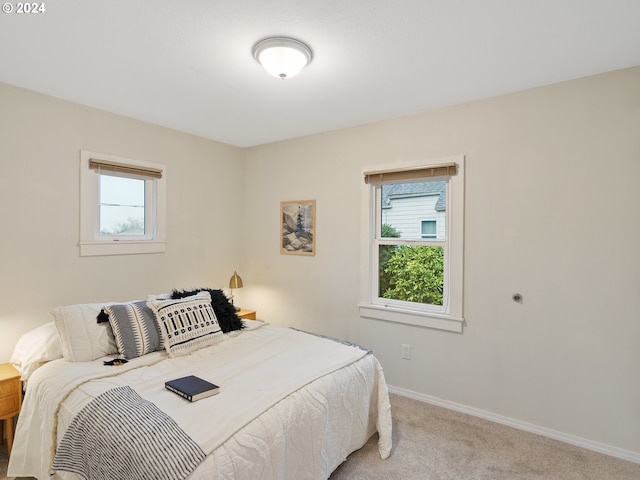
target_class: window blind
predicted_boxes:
[89,158,163,179]
[364,162,457,184]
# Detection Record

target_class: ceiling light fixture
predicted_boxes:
[252,37,313,80]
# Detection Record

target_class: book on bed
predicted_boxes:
[165,375,220,402]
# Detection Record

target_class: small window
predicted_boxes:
[98,173,152,240]
[79,151,166,256]
[360,157,465,332]
[421,220,437,239]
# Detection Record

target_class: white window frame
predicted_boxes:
[79,150,167,256]
[359,156,465,333]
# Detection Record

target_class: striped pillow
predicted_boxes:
[103,301,162,359]
[148,291,224,358]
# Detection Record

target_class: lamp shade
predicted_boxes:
[252,37,313,79]
[229,271,243,289]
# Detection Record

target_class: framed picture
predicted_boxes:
[280,200,316,256]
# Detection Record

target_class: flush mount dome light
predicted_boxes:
[252,37,313,79]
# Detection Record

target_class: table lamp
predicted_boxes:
[228,271,243,311]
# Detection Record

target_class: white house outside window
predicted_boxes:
[359,156,465,333]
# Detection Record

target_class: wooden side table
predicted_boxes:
[237,309,257,320]
[0,363,21,458]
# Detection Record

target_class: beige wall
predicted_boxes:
[0,83,245,360]
[241,66,640,457]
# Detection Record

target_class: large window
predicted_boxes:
[360,157,465,332]
[79,151,166,256]
[379,180,446,307]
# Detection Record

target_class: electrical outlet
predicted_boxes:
[401,344,411,359]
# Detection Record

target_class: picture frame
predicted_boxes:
[280,200,316,256]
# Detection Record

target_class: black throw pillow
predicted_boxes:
[171,288,245,333]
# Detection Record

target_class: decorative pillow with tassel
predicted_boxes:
[99,301,162,360]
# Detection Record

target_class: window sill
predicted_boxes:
[79,241,167,257]
[358,303,464,333]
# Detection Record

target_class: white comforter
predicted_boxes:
[8,322,392,480]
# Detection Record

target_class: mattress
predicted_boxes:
[8,322,392,479]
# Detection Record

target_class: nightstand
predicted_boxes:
[237,309,257,320]
[0,363,21,458]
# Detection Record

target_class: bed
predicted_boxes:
[7,290,392,480]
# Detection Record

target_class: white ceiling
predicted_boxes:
[1,1,639,148]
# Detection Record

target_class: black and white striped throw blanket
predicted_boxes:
[51,386,205,480]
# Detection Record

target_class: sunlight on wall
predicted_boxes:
[241,285,289,324]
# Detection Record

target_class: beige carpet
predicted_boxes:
[2,393,639,479]
[330,394,640,480]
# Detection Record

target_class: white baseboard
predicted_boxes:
[388,385,640,465]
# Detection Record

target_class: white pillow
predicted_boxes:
[51,303,118,362]
[148,291,224,358]
[10,322,63,381]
